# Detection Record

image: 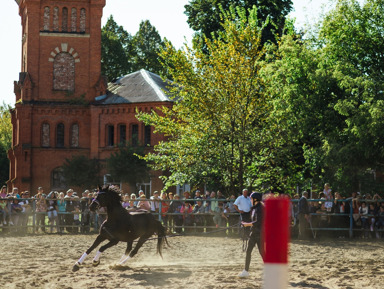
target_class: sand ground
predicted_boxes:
[1,233,384,289]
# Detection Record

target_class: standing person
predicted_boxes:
[150,191,161,214]
[65,189,75,233]
[234,189,252,239]
[46,191,59,233]
[238,192,264,278]
[35,193,47,232]
[57,192,66,233]
[80,190,91,233]
[168,194,183,233]
[298,191,310,239]
[160,192,170,228]
[0,185,7,199]
[323,183,333,212]
[19,191,31,233]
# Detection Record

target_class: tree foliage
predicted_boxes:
[62,155,101,189]
[106,145,150,188]
[101,16,133,82]
[137,8,295,194]
[0,102,12,186]
[262,0,384,193]
[184,0,293,48]
[131,20,167,76]
[101,17,168,81]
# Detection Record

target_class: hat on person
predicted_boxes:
[38,187,43,190]
[250,192,262,201]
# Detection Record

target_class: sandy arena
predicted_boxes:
[1,234,384,289]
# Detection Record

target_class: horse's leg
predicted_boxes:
[119,241,133,264]
[92,239,119,267]
[72,234,106,272]
[120,235,150,265]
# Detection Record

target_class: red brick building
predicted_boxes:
[8,0,172,195]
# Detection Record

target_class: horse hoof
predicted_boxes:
[92,260,100,267]
[72,263,80,272]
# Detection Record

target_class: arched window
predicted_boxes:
[41,123,50,147]
[131,124,138,146]
[118,124,126,145]
[43,7,50,31]
[71,123,79,147]
[53,7,59,31]
[71,8,77,32]
[56,123,65,148]
[52,167,66,190]
[80,9,86,32]
[144,125,151,146]
[53,52,75,91]
[107,125,114,147]
[62,7,68,32]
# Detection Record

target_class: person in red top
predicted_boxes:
[160,192,169,228]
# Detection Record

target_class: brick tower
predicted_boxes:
[8,0,106,192]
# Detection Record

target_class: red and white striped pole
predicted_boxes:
[263,196,290,289]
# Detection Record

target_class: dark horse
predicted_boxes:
[72,185,168,272]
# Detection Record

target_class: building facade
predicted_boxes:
[8,0,172,195]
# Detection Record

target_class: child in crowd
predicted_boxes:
[0,198,8,226]
[73,206,81,233]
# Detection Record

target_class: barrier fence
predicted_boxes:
[1,197,384,238]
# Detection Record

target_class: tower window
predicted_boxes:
[56,123,65,148]
[53,7,59,31]
[80,9,86,32]
[41,123,50,147]
[43,7,50,31]
[71,8,77,32]
[62,8,68,32]
[71,123,79,147]
[53,52,75,91]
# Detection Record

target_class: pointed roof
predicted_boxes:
[96,69,172,104]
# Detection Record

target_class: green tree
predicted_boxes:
[0,102,12,186]
[106,145,150,188]
[184,0,293,48]
[101,16,133,81]
[137,8,293,194]
[101,17,169,81]
[131,20,167,76]
[318,0,384,192]
[262,0,384,193]
[62,155,100,189]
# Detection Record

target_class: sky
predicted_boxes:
[0,0,343,106]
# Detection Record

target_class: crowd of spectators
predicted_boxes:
[293,183,384,239]
[2,183,384,239]
[0,185,241,235]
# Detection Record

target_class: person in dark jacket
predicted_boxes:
[238,192,264,278]
[298,191,310,239]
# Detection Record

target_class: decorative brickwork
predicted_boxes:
[53,53,75,91]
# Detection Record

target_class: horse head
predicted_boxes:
[89,185,122,212]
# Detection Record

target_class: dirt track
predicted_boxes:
[1,234,384,288]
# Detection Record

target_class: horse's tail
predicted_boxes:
[155,220,169,258]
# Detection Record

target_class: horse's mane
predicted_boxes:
[101,185,122,203]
